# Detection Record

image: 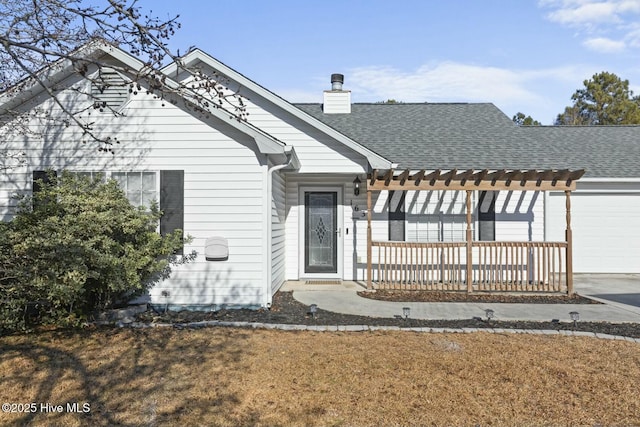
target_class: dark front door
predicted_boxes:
[305,191,338,273]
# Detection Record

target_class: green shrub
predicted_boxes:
[0,171,191,334]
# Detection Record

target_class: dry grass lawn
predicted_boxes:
[1,327,639,426]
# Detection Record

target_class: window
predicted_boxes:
[67,171,105,182]
[406,191,467,242]
[112,172,157,207]
[478,191,496,241]
[388,191,405,241]
[33,170,185,253]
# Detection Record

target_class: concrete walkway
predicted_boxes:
[284,274,640,323]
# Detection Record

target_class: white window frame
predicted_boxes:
[406,190,471,243]
[68,170,160,209]
[111,171,159,208]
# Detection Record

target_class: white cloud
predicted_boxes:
[346,62,577,104]
[545,1,621,25]
[624,24,640,46]
[540,1,640,54]
[583,36,627,51]
[542,0,640,25]
[337,62,586,124]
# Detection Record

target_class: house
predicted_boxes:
[1,43,639,310]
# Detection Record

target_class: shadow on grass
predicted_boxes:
[0,327,252,426]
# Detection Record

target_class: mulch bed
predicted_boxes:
[357,290,600,304]
[136,291,640,339]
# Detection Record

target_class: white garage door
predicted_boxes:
[547,190,640,273]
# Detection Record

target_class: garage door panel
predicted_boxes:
[547,192,640,273]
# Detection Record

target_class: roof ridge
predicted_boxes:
[524,124,640,128]
[293,102,494,106]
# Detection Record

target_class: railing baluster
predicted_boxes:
[558,244,564,292]
[419,245,423,288]
[515,244,520,290]
[535,244,540,291]
[384,244,388,289]
[370,241,569,293]
[551,244,556,291]
[458,245,463,290]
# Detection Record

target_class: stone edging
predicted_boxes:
[119,320,640,343]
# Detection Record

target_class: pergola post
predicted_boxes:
[565,190,574,295]
[465,190,473,293]
[366,187,373,289]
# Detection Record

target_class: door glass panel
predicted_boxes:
[305,192,337,273]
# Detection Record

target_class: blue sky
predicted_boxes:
[137,0,640,124]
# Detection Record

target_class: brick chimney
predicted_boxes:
[323,73,351,114]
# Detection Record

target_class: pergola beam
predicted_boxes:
[367,168,585,191]
[412,169,426,185]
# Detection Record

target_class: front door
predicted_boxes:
[304,191,338,274]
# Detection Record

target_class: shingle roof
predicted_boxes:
[294,103,640,178]
[521,126,640,178]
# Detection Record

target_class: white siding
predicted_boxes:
[495,191,544,241]
[174,62,369,174]
[547,182,640,273]
[1,83,268,308]
[244,100,368,174]
[271,170,286,293]
[0,171,29,221]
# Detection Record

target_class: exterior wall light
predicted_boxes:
[403,307,410,319]
[353,176,361,196]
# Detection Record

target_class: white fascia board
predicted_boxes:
[283,146,301,170]
[580,177,640,182]
[0,59,78,112]
[95,43,146,72]
[163,49,392,170]
[254,133,286,154]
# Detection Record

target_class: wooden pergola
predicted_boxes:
[366,168,586,294]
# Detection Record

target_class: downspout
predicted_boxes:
[264,152,293,308]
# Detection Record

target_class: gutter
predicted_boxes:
[579,177,640,182]
[264,150,294,308]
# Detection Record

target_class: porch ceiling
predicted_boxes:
[367,168,586,192]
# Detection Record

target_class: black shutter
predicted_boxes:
[478,191,496,241]
[160,170,184,254]
[388,190,406,241]
[32,170,56,211]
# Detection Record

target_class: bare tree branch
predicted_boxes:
[0,0,249,160]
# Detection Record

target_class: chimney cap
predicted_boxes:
[331,73,344,91]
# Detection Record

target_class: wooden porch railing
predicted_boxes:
[371,241,568,292]
[373,241,467,290]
